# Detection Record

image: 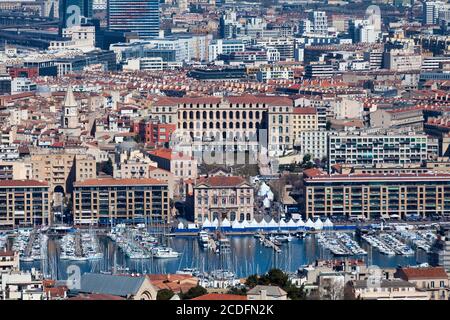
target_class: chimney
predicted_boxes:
[260,289,267,300]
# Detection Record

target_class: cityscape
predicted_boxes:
[0,0,450,303]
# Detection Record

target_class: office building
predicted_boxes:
[108,0,160,38]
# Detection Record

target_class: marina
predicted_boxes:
[11,226,431,281]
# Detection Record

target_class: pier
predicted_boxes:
[24,230,37,258]
[260,234,281,253]
[74,232,83,257]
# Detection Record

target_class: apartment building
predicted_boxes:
[395,267,449,300]
[353,279,429,300]
[0,161,32,180]
[31,153,96,194]
[0,251,19,274]
[303,169,450,219]
[194,175,254,224]
[73,178,170,225]
[297,130,329,161]
[328,132,428,171]
[0,180,51,227]
[292,107,319,142]
[370,108,424,131]
[150,95,294,156]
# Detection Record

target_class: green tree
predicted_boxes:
[302,154,311,165]
[182,285,207,300]
[285,284,307,300]
[266,268,288,288]
[157,289,175,300]
[227,287,247,296]
[245,274,259,288]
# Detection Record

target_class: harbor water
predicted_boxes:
[19,233,429,280]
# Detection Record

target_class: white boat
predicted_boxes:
[152,247,180,259]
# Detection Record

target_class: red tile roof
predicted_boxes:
[196,176,248,187]
[149,148,192,160]
[293,107,317,115]
[0,180,48,187]
[74,178,167,187]
[399,267,448,280]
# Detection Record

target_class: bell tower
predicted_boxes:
[61,86,78,129]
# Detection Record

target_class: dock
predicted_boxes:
[24,230,37,258]
[74,232,83,257]
[260,235,281,253]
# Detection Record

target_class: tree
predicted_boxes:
[302,154,311,164]
[245,274,259,288]
[157,289,175,300]
[284,284,307,300]
[266,268,288,288]
[182,285,207,300]
[227,287,247,296]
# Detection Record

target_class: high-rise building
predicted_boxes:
[59,0,94,29]
[423,1,449,25]
[107,0,160,38]
[309,11,328,35]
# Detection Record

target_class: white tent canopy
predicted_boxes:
[267,218,278,228]
[258,218,268,228]
[248,219,259,228]
[231,219,241,229]
[279,219,288,227]
[211,218,219,227]
[202,218,211,228]
[287,219,297,227]
[266,190,274,201]
[222,218,231,227]
[305,218,315,228]
[177,222,185,229]
[295,219,305,227]
[314,218,324,230]
[324,218,334,227]
[240,220,249,229]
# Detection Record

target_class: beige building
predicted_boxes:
[151,95,294,156]
[148,148,197,196]
[0,251,19,274]
[292,107,319,143]
[247,285,288,300]
[395,267,450,300]
[31,153,96,194]
[0,161,32,180]
[0,180,51,227]
[113,150,158,179]
[149,166,175,199]
[194,175,254,223]
[370,108,424,130]
[353,279,429,300]
[73,178,170,225]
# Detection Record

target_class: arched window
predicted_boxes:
[209,111,214,119]
[189,111,194,119]
[243,122,247,129]
[242,111,247,119]
[249,111,253,119]
[183,111,187,119]
[223,122,227,129]
[209,122,213,129]
[222,111,227,119]
[203,122,207,129]
[183,122,187,129]
[240,213,245,222]
[236,111,240,119]
[196,111,200,118]
[216,122,220,129]
[229,111,233,119]
[189,122,194,129]
[203,111,207,119]
[229,122,234,129]
[236,122,240,129]
[216,111,220,118]
[249,122,253,129]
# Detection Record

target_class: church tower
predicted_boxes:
[61,86,79,129]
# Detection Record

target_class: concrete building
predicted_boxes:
[296,130,328,161]
[194,175,254,224]
[328,132,428,170]
[247,285,288,300]
[31,153,96,194]
[395,266,449,300]
[0,251,19,274]
[0,180,50,227]
[353,279,429,300]
[73,178,170,225]
[370,108,424,131]
[303,169,450,219]
[0,161,32,180]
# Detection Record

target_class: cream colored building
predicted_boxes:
[151,95,294,156]
[194,175,254,223]
[149,166,175,199]
[31,153,96,194]
[0,161,32,180]
[353,279,429,300]
[292,107,319,143]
